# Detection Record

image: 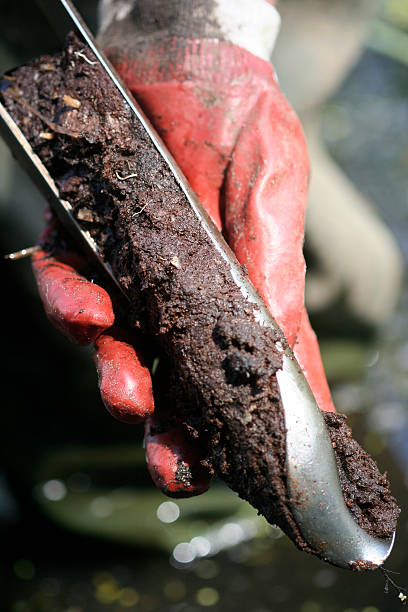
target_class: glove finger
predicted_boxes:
[32,249,115,345]
[221,92,308,347]
[94,328,154,424]
[294,309,336,413]
[221,93,335,413]
[145,413,211,498]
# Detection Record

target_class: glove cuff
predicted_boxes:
[103,37,279,90]
[98,0,280,63]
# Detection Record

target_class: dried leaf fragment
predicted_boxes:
[40,63,55,72]
[77,208,94,222]
[63,94,81,109]
[170,255,181,269]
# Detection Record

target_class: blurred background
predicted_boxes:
[0,0,407,610]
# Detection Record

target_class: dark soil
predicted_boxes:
[324,412,399,539]
[1,32,398,559]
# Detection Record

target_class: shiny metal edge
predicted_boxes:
[277,352,395,569]
[0,102,126,298]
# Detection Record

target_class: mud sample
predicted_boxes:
[1,32,399,561]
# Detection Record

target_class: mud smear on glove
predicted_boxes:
[1,33,398,556]
[98,0,220,58]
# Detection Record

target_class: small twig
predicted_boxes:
[114,166,148,214]
[115,168,148,214]
[116,171,139,181]
[5,88,80,138]
[380,567,407,604]
[4,245,41,261]
[151,357,160,376]
[134,202,150,216]
[74,50,98,66]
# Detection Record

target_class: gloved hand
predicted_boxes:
[32,0,335,498]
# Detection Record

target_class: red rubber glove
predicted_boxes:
[32,213,153,424]
[32,12,335,498]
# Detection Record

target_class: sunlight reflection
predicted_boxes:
[156,501,180,524]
